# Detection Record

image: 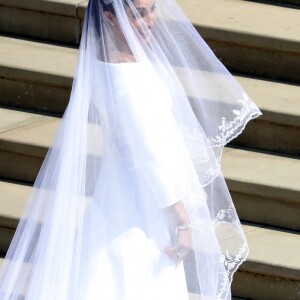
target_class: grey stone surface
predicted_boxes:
[241,224,300,280]
[222,147,300,204]
[0,109,299,229]
[178,0,300,82]
[0,0,86,16]
[1,0,300,81]
[0,181,31,229]
[233,269,300,300]
[233,191,300,230]
[1,36,299,152]
[236,76,300,128]
[205,40,300,83]
[0,36,76,113]
[0,78,70,114]
[222,147,300,229]
[0,5,81,44]
[0,37,76,85]
[249,0,300,7]
[1,182,300,296]
[0,228,15,256]
[233,119,300,155]
[0,0,299,299]
[177,0,300,52]
[0,109,59,182]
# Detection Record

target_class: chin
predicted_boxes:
[138,27,154,41]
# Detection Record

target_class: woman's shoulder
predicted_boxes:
[97,52,138,71]
[110,52,136,64]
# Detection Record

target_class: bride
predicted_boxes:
[0,0,261,299]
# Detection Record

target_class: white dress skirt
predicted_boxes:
[78,61,192,300]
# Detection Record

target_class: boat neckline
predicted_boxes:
[97,59,138,66]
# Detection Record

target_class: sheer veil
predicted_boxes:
[0,0,261,299]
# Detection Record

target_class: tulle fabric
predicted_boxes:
[0,0,261,299]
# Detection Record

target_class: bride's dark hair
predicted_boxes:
[99,0,114,13]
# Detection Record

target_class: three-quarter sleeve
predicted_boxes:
[111,64,188,210]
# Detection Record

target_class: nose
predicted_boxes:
[145,12,155,29]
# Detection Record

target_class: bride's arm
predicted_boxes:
[164,201,192,261]
[167,201,190,227]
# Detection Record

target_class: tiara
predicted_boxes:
[103,0,113,4]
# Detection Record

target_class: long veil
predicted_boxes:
[0,0,261,299]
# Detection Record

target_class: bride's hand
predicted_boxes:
[164,227,192,261]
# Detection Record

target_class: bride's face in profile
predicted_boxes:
[104,0,157,43]
[127,0,157,41]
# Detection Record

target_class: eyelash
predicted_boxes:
[135,5,156,18]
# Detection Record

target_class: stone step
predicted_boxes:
[0,108,59,183]
[231,77,300,155]
[177,0,300,82]
[1,0,300,81]
[233,223,300,300]
[0,108,299,231]
[0,0,84,45]
[222,147,300,230]
[248,0,300,7]
[0,35,76,115]
[0,254,245,300]
[1,35,299,155]
[0,180,31,257]
[0,191,299,300]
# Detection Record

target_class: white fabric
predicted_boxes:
[79,62,195,299]
[0,0,262,299]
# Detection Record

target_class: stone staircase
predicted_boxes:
[0,0,299,299]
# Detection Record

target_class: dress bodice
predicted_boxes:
[92,60,186,210]
[93,60,173,154]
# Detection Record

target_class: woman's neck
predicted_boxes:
[110,34,136,63]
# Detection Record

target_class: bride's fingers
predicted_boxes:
[164,246,177,257]
[164,246,187,260]
[164,227,192,260]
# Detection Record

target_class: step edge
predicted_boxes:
[0,0,86,18]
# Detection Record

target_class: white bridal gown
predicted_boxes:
[78,61,195,300]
